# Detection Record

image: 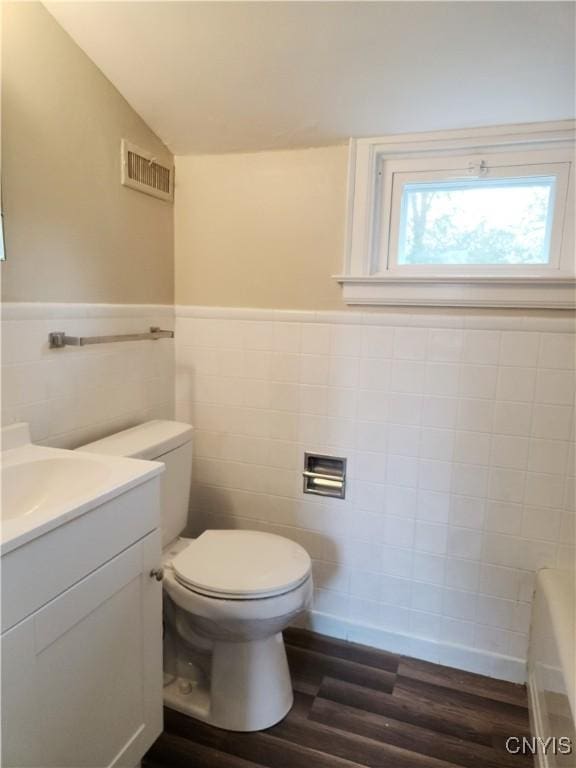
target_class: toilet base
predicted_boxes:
[164,632,294,731]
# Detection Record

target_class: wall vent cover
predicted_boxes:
[121,139,174,202]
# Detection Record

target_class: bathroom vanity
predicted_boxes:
[1,424,165,768]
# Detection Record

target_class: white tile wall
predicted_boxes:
[1,304,175,448]
[2,302,573,680]
[175,305,576,681]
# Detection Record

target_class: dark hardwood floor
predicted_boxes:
[143,628,533,768]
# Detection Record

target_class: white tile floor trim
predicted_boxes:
[175,304,576,683]
[298,610,527,682]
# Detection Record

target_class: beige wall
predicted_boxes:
[175,145,349,310]
[1,2,174,304]
[175,146,576,319]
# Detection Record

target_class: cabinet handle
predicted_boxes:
[150,568,164,582]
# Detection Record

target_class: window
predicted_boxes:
[397,177,555,267]
[339,123,575,308]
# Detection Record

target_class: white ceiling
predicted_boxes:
[45,2,575,155]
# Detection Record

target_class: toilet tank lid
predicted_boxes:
[77,420,193,460]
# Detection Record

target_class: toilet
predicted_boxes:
[78,420,312,732]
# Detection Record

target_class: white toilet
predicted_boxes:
[78,420,312,732]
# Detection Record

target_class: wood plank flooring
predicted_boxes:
[143,627,533,768]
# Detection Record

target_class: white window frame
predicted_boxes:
[337,121,576,308]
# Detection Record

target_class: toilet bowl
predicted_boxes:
[78,420,312,732]
[162,530,312,730]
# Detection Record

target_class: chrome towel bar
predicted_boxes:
[48,326,174,349]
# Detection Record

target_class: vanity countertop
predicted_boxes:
[1,425,164,555]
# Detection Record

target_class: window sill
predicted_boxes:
[335,274,576,309]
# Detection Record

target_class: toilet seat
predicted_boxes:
[171,530,311,600]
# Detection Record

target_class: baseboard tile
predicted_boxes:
[294,610,527,684]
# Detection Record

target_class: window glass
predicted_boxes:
[397,177,555,266]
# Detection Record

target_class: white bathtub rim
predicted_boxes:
[528,667,551,768]
[537,568,576,723]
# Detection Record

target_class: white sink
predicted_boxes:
[2,457,111,520]
[1,423,164,554]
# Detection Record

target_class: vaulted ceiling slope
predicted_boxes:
[45,1,575,155]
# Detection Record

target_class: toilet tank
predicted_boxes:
[78,421,193,547]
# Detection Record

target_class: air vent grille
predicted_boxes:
[121,140,174,202]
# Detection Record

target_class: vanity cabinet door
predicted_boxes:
[1,530,163,768]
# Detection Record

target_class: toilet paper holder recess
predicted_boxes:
[303,453,347,499]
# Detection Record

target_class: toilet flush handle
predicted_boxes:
[150,568,164,582]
